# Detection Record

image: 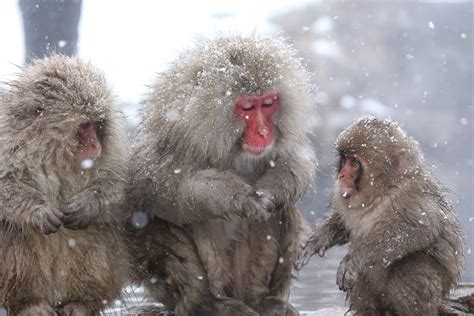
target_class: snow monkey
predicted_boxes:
[0,55,132,315]
[128,35,317,315]
[298,117,463,315]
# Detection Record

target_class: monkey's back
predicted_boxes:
[0,223,130,311]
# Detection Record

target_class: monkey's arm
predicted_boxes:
[0,174,63,233]
[296,210,349,269]
[256,147,316,209]
[63,165,127,229]
[175,168,274,225]
[129,156,273,226]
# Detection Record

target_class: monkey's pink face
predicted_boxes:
[338,154,363,198]
[76,121,102,163]
[234,91,279,156]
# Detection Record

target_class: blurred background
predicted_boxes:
[0,0,472,314]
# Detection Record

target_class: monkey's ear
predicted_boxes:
[395,149,407,173]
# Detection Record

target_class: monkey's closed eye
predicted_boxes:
[262,99,273,107]
[242,102,255,111]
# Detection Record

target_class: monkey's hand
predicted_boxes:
[234,189,275,222]
[336,255,359,292]
[295,233,329,270]
[33,204,64,234]
[62,189,100,230]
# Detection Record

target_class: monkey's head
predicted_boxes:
[334,117,424,202]
[143,34,314,166]
[1,55,115,172]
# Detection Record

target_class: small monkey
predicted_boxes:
[298,117,463,315]
[128,34,317,315]
[0,55,131,315]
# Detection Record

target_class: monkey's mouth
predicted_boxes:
[242,143,272,156]
[339,186,355,198]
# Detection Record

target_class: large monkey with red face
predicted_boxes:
[0,56,131,315]
[297,117,463,315]
[128,35,317,315]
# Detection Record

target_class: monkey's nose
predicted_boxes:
[258,126,269,138]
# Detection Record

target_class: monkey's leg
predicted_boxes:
[16,302,56,316]
[207,299,259,316]
[385,257,443,316]
[348,283,381,316]
[136,219,215,315]
[244,207,302,315]
[56,302,96,316]
[259,297,299,316]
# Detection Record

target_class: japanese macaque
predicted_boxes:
[0,56,131,315]
[128,35,317,315]
[298,117,463,315]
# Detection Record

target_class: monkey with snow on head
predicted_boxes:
[128,34,317,316]
[0,55,131,315]
[298,117,463,315]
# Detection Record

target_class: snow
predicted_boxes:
[311,39,342,59]
[58,40,67,48]
[80,159,94,169]
[68,238,77,248]
[131,211,149,229]
[311,16,335,34]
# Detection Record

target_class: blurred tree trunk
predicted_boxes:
[19,0,82,63]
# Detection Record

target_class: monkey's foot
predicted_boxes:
[56,302,93,316]
[210,299,259,316]
[17,302,56,316]
[259,297,299,316]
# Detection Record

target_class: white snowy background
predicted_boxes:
[0,1,472,315]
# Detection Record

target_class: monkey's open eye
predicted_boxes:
[28,105,44,118]
[350,157,360,168]
[96,120,105,130]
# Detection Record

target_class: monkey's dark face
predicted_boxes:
[76,120,104,164]
[234,91,279,156]
[337,152,363,198]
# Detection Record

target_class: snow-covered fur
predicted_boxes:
[128,34,317,315]
[0,55,131,314]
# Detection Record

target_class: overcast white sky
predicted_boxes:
[0,0,312,103]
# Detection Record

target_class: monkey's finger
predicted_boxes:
[47,211,63,228]
[62,200,80,214]
[63,212,89,230]
[318,247,326,257]
[259,196,275,212]
[52,208,64,220]
[298,253,312,269]
[336,269,345,291]
[42,219,60,234]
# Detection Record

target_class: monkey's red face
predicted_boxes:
[338,153,363,198]
[234,91,279,156]
[77,121,102,164]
